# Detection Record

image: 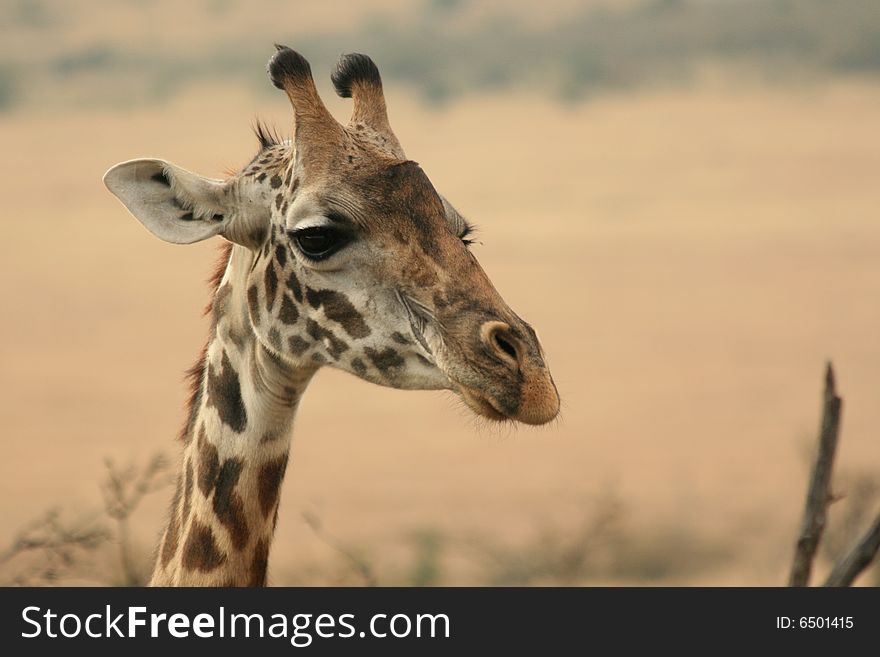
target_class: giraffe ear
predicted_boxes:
[103,158,232,245]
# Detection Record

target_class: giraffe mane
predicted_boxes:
[177,241,234,443]
[252,119,284,152]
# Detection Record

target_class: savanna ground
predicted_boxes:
[1,0,878,586]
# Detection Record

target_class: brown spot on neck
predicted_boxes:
[248,539,270,587]
[279,294,299,324]
[159,477,183,568]
[197,427,220,496]
[182,458,193,520]
[264,262,279,309]
[258,455,289,518]
[212,458,249,550]
[182,520,226,572]
[205,350,248,433]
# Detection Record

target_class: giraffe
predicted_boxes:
[103,47,560,586]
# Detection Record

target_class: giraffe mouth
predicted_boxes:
[457,386,510,422]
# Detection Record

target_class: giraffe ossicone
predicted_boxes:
[104,47,560,586]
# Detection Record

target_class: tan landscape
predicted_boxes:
[1,1,879,586]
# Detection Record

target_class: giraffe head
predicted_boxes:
[104,47,559,425]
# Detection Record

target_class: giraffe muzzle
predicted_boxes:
[453,320,561,425]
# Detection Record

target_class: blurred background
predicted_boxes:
[1,0,879,586]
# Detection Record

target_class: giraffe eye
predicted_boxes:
[291,226,350,261]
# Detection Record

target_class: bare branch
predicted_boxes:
[0,510,107,564]
[303,511,378,587]
[101,454,171,520]
[788,362,843,586]
[0,453,173,586]
[0,509,109,585]
[100,453,172,585]
[824,509,880,586]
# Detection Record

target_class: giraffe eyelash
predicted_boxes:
[459,222,477,246]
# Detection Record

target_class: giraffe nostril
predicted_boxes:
[481,321,520,368]
[494,333,518,361]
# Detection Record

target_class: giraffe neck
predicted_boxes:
[151,245,317,586]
